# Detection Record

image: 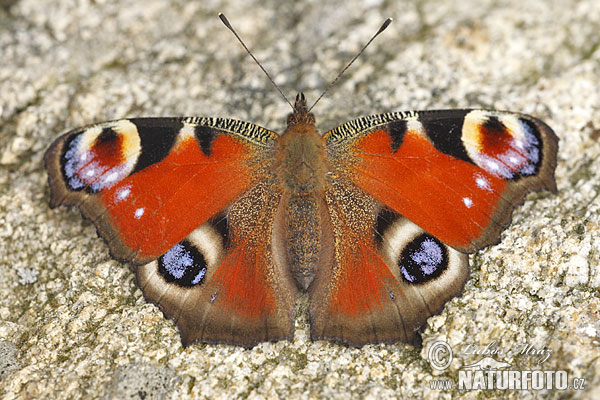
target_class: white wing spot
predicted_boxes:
[463,197,473,208]
[134,208,145,219]
[116,186,131,201]
[86,168,95,177]
[475,175,493,192]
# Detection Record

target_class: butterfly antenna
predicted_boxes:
[219,13,294,111]
[308,18,392,112]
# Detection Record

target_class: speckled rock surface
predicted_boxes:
[1,0,599,398]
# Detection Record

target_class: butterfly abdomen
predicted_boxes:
[276,120,330,290]
[283,194,322,289]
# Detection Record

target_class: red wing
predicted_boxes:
[312,109,558,345]
[137,179,297,347]
[46,118,297,346]
[324,109,558,253]
[45,117,277,263]
[310,178,468,345]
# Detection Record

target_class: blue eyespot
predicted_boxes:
[399,234,448,284]
[158,241,207,287]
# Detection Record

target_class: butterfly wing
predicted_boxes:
[45,117,275,263]
[310,178,469,345]
[310,109,558,345]
[137,178,297,347]
[45,117,297,346]
[324,109,558,253]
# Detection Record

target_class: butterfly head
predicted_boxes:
[287,93,316,127]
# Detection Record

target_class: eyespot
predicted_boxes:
[398,234,448,284]
[461,111,543,180]
[158,241,208,287]
[149,216,228,288]
[61,121,141,192]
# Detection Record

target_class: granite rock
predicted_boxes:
[1,0,599,398]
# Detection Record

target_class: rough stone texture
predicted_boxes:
[104,363,179,400]
[0,341,20,381]
[0,0,599,398]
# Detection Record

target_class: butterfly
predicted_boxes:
[44,16,558,348]
[44,93,558,347]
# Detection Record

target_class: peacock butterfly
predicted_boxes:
[44,16,558,348]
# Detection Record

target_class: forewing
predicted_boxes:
[323,109,558,253]
[45,117,277,263]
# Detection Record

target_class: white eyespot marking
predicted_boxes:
[463,197,473,208]
[104,171,119,183]
[115,186,131,202]
[513,138,525,150]
[500,150,527,171]
[86,168,96,177]
[477,154,514,179]
[210,293,217,302]
[486,160,499,171]
[134,208,145,219]
[180,125,195,139]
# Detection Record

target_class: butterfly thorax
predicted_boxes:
[278,93,326,194]
[275,93,330,290]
